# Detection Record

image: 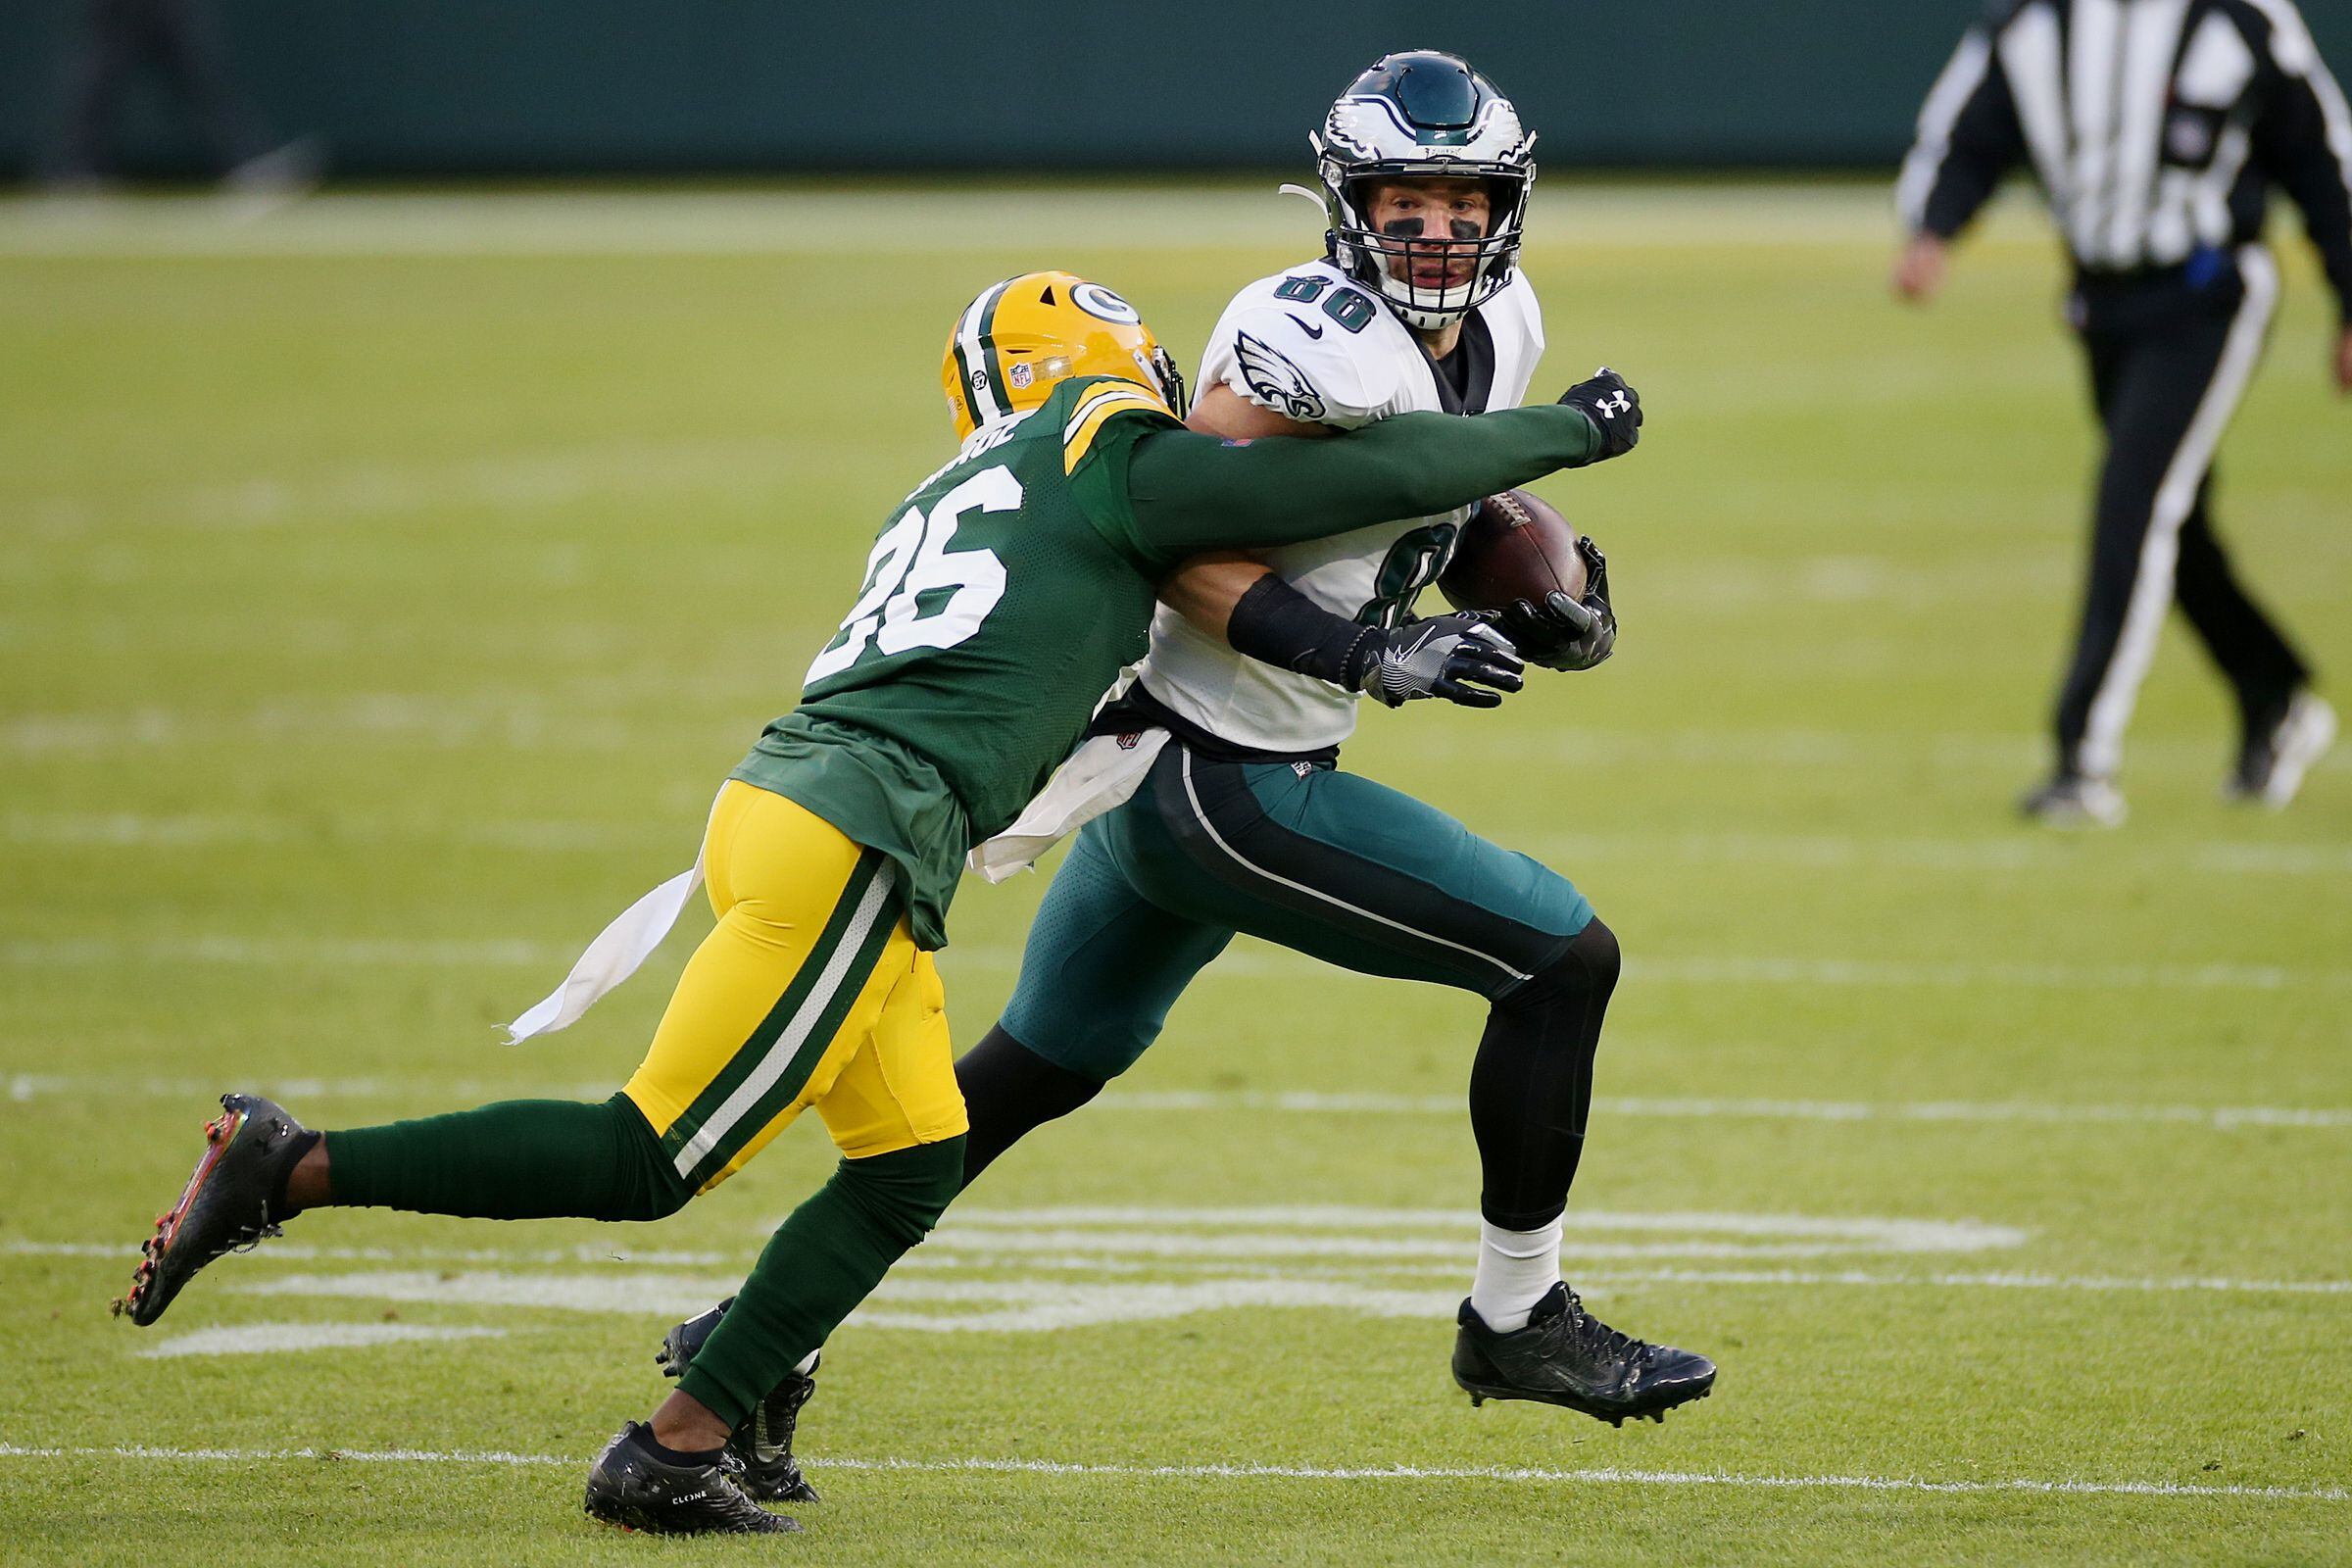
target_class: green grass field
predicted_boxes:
[2,180,2348,1564]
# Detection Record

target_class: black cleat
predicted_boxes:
[116,1094,310,1327]
[1452,1283,1716,1426]
[583,1423,799,1535]
[657,1297,821,1503]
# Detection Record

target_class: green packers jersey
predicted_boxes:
[733,376,1181,948]
[733,374,1605,948]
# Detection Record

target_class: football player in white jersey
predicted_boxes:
[657,52,1710,1481]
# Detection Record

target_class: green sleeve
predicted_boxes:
[1112,405,1605,573]
[1064,399,1183,555]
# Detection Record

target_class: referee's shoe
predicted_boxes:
[2228,690,2337,809]
[2017,773,2128,829]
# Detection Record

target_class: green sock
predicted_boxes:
[327,1093,695,1222]
[677,1136,965,1428]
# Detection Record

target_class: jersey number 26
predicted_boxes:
[806,466,1015,687]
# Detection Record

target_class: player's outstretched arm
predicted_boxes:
[1121,389,1622,567]
[1151,379,1341,639]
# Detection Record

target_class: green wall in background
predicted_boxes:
[6,1,2350,177]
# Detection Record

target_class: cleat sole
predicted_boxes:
[1451,1369,1717,1427]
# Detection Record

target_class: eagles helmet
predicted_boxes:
[940,271,1189,444]
[1309,51,1538,330]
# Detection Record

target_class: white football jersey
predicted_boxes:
[1133,258,1544,752]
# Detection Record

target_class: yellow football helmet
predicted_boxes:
[940,270,1189,443]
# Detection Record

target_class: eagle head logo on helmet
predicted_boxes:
[1308,50,1538,332]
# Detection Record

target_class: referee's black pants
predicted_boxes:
[2055,245,2309,781]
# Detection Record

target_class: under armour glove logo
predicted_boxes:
[1557,368,1643,464]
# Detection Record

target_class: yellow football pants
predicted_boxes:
[621,780,965,1193]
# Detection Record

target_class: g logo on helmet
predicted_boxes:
[1069,283,1142,324]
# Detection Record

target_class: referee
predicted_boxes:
[1895,0,2351,825]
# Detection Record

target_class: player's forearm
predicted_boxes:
[1222,572,1379,687]
[1156,552,1271,641]
[1125,405,1602,562]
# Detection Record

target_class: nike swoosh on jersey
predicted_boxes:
[1289,314,1326,339]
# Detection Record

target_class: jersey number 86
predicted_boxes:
[806,466,1016,687]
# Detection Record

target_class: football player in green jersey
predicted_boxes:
[118,270,1636,1534]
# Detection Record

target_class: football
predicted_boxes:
[1436,488,1587,614]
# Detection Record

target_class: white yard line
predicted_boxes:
[3,1239,741,1264]
[1453,725,2352,775]
[0,936,577,967]
[19,935,2348,991]
[1519,831,2352,878]
[229,1266,2352,1317]
[135,1323,507,1359]
[10,1073,2347,1133]
[916,1233,2006,1264]
[11,708,2345,780]
[1,1074,619,1102]
[1,810,672,853]
[12,810,2349,876]
[1630,956,2349,991]
[1104,1091,2352,1129]
[947,945,2352,992]
[0,1442,2335,1503]
[16,1244,2345,1298]
[1574,1268,2352,1296]
[938,1206,2025,1247]
[2,693,676,757]
[21,436,855,538]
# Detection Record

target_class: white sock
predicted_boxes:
[1470,1218,1563,1333]
[793,1349,819,1376]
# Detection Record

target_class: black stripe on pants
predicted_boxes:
[2055,250,2309,779]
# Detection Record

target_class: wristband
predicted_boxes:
[1224,573,1382,688]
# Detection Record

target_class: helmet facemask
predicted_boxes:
[1326,168,1533,329]
[1146,343,1190,421]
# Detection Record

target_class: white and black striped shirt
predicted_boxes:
[1899,0,2352,312]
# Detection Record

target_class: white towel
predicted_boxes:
[966,729,1168,883]
[504,792,720,1044]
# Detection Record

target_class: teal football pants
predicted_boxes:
[1001,744,1594,1084]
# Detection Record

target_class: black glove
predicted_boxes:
[1495,536,1617,671]
[1351,613,1526,709]
[1557,368,1642,465]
